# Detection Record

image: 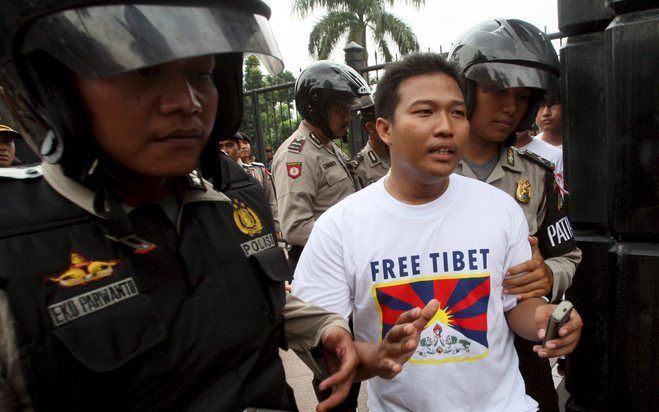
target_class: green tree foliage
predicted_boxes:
[292,0,424,65]
[242,56,301,158]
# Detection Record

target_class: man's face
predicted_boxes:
[327,102,351,138]
[219,139,240,162]
[536,102,562,134]
[376,72,469,183]
[74,55,218,179]
[238,139,251,162]
[0,133,16,167]
[469,86,530,145]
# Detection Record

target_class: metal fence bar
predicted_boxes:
[249,90,266,163]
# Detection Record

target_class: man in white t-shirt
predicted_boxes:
[293,53,583,412]
[516,129,564,178]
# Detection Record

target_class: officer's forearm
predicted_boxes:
[545,246,582,302]
[284,294,350,378]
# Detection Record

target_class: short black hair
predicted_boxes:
[374,53,464,121]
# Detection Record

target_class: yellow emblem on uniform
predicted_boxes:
[232,199,263,237]
[47,252,119,288]
[507,148,515,166]
[515,178,532,204]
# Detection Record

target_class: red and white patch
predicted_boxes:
[287,162,302,179]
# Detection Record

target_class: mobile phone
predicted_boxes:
[542,300,573,346]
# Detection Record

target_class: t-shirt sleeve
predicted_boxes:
[502,201,533,312]
[291,216,352,319]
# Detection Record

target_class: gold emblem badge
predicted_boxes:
[47,252,119,288]
[232,199,263,237]
[507,148,515,166]
[515,178,532,204]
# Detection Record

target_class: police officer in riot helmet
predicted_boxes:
[350,105,391,188]
[0,1,433,411]
[273,61,371,264]
[449,18,582,412]
[272,59,372,412]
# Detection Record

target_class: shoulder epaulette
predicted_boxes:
[287,137,306,154]
[252,161,265,167]
[517,148,555,171]
[348,153,364,170]
[307,132,323,148]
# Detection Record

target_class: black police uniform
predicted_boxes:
[0,158,296,412]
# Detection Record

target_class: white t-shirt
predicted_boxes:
[520,137,564,178]
[293,174,538,412]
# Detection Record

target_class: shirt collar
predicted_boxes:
[42,162,229,219]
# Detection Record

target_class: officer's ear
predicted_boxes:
[376,117,393,147]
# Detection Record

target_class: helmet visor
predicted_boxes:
[21,3,284,78]
[345,95,374,110]
[465,62,554,91]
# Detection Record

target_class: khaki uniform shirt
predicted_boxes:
[0,163,349,411]
[455,147,582,301]
[349,141,390,187]
[272,122,359,246]
[242,162,280,235]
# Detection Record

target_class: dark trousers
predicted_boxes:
[515,335,559,412]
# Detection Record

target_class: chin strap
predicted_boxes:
[92,167,157,254]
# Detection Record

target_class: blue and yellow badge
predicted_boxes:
[47,252,119,288]
[232,198,263,237]
[374,274,491,365]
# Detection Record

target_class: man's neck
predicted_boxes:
[464,135,500,165]
[303,120,332,145]
[111,175,173,207]
[384,167,450,205]
[540,130,562,146]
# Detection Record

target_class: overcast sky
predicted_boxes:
[266,0,560,74]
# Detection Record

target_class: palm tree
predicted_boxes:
[292,0,425,66]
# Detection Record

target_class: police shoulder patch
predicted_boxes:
[286,162,302,179]
[517,148,555,171]
[287,137,306,154]
[232,198,263,236]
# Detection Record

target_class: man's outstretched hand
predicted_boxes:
[353,299,440,381]
[316,326,359,412]
[374,299,440,378]
[315,300,440,411]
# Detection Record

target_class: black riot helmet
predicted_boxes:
[0,0,283,182]
[448,18,560,146]
[295,61,373,139]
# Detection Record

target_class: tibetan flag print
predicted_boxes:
[374,274,490,364]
